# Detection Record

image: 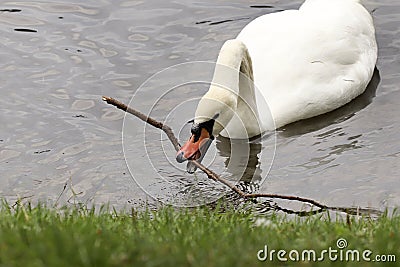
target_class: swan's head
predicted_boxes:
[176,85,236,169]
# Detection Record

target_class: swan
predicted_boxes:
[176,0,378,170]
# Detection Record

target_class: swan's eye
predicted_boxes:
[190,123,202,142]
[190,124,200,135]
[189,118,216,142]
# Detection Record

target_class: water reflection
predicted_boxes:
[216,136,262,183]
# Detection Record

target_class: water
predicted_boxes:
[0,0,399,210]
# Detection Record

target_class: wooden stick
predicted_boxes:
[102,96,180,151]
[244,193,327,209]
[102,96,378,215]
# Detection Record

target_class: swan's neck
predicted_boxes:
[211,39,262,138]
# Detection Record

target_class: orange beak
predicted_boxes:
[176,128,211,163]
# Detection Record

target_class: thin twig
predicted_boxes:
[102,96,380,215]
[245,193,328,210]
[54,181,68,207]
[102,96,180,151]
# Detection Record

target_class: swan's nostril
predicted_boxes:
[176,151,187,163]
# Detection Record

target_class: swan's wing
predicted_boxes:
[237,0,377,128]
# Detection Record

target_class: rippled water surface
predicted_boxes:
[0,0,399,209]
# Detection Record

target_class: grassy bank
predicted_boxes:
[0,203,398,267]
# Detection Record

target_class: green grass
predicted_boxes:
[0,203,398,267]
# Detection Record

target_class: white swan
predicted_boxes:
[176,0,377,167]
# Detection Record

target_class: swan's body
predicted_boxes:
[176,0,377,165]
[234,0,377,133]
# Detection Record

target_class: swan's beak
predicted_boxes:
[176,128,213,173]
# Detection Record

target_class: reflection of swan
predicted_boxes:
[216,136,262,183]
[176,0,378,171]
